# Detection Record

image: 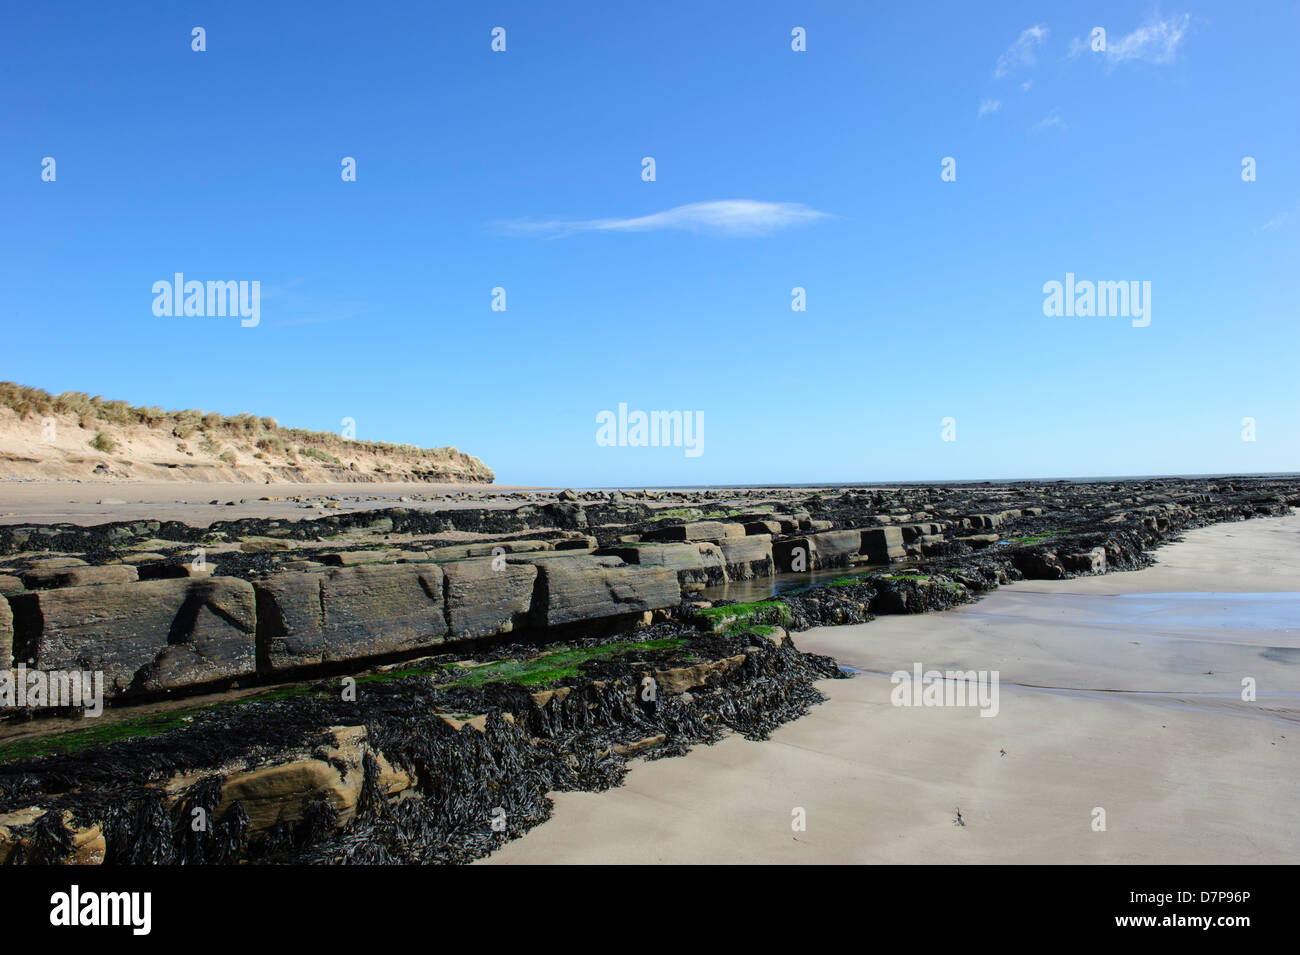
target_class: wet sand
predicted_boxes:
[484,513,1300,864]
[0,481,548,527]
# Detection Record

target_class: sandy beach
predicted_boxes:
[0,481,546,527]
[484,514,1300,864]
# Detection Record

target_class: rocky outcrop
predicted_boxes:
[254,564,448,673]
[859,526,905,562]
[773,529,860,571]
[0,476,1294,710]
[8,577,257,697]
[717,535,775,580]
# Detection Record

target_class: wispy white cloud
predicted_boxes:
[1262,202,1298,231]
[276,302,370,327]
[995,25,1048,78]
[978,98,1002,118]
[1032,109,1065,132]
[496,200,831,238]
[1075,15,1191,66]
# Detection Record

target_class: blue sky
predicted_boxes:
[2,2,1296,486]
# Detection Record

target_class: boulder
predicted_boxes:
[523,555,680,627]
[612,734,667,756]
[773,530,859,571]
[652,654,747,695]
[772,537,811,572]
[254,564,448,673]
[717,535,774,580]
[8,577,257,697]
[859,527,906,562]
[1061,547,1107,575]
[213,726,411,832]
[442,558,538,640]
[1013,550,1067,580]
[20,564,139,590]
[0,575,22,596]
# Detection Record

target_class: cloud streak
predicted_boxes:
[496,199,831,238]
[995,25,1048,78]
[1072,15,1192,66]
[1032,108,1065,132]
[1107,15,1190,64]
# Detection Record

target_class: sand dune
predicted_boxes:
[0,383,493,485]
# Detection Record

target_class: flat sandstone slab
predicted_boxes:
[254,564,448,673]
[9,577,256,697]
[523,556,681,627]
[442,558,538,640]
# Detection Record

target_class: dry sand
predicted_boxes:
[484,514,1300,864]
[0,403,494,485]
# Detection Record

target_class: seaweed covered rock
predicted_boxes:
[0,809,106,865]
[867,575,971,614]
[781,581,878,630]
[198,726,413,833]
[0,629,846,866]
